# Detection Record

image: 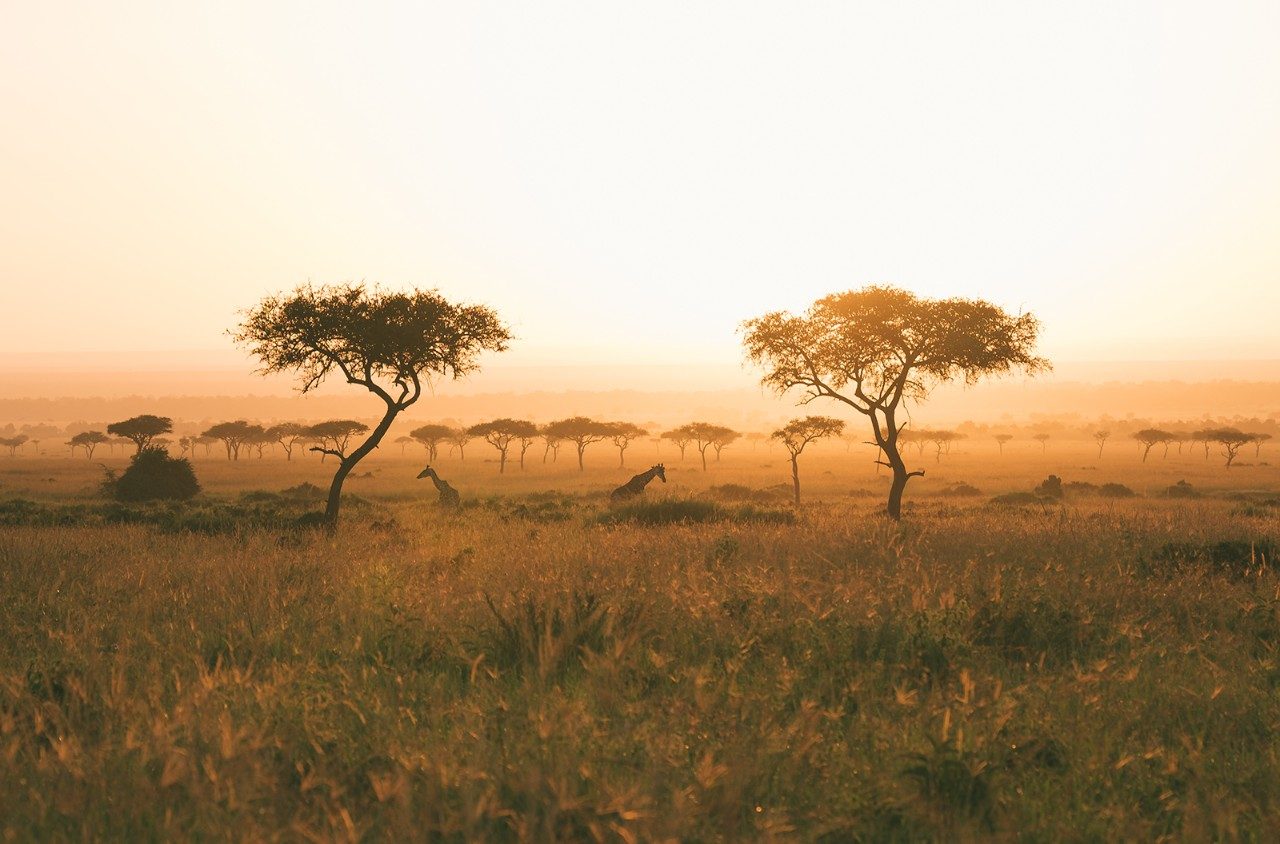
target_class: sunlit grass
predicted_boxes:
[1,444,1278,838]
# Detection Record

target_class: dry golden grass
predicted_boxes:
[1,440,1278,839]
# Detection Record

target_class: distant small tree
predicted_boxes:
[468,418,538,473]
[1093,430,1110,458]
[448,427,473,460]
[544,417,612,471]
[1205,427,1252,467]
[1253,432,1272,458]
[745,431,768,450]
[410,423,453,461]
[267,422,310,461]
[394,435,414,455]
[203,420,258,460]
[660,427,693,461]
[1132,428,1172,463]
[1,434,29,457]
[517,430,538,469]
[1189,428,1212,460]
[540,426,563,463]
[68,430,109,459]
[928,430,963,462]
[177,435,198,458]
[307,420,370,463]
[107,414,173,454]
[710,426,740,461]
[242,425,274,459]
[606,422,649,467]
[1031,432,1050,453]
[668,422,736,471]
[993,433,1013,455]
[773,416,844,505]
[196,435,217,457]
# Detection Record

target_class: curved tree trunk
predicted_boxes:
[790,454,801,506]
[325,401,399,530]
[577,443,586,471]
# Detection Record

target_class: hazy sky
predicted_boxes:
[3,1,1279,368]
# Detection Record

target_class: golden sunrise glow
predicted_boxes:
[2,1,1278,369]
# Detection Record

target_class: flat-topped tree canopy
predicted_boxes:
[234,283,510,529]
[235,283,511,409]
[742,285,1047,519]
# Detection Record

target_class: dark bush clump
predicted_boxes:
[1098,483,1137,498]
[939,482,982,497]
[1164,480,1199,499]
[103,447,200,502]
[1148,540,1277,577]
[595,498,794,527]
[1034,475,1064,499]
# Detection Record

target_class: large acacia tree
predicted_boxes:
[742,286,1047,520]
[544,417,611,470]
[235,284,510,528]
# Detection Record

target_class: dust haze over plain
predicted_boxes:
[2,2,1279,422]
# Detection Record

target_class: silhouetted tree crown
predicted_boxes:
[742,285,1046,519]
[234,283,510,527]
[544,417,612,470]
[107,415,173,454]
[468,418,538,473]
[772,415,844,504]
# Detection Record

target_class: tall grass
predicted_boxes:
[1,493,1278,839]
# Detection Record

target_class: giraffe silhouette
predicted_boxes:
[610,464,666,502]
[417,464,460,509]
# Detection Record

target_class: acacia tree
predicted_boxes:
[710,426,740,461]
[1093,430,1110,458]
[469,418,537,473]
[409,423,453,461]
[928,430,963,462]
[203,420,257,460]
[1132,428,1172,463]
[1206,427,1253,467]
[177,435,198,459]
[660,427,693,461]
[235,283,510,528]
[107,414,173,454]
[540,426,563,463]
[1253,432,1272,457]
[606,422,649,467]
[1031,432,1050,453]
[993,433,1013,455]
[773,416,844,505]
[544,417,611,471]
[268,422,310,461]
[742,286,1046,520]
[68,430,109,459]
[517,429,539,469]
[0,435,27,457]
[448,427,473,460]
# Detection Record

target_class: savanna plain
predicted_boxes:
[2,440,1278,840]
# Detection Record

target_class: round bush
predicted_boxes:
[108,447,201,502]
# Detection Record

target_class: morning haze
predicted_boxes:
[3,2,1279,839]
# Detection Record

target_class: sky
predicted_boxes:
[3,1,1279,375]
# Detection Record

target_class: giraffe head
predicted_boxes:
[416,465,435,479]
[653,463,666,483]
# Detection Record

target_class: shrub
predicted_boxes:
[595,498,795,527]
[1164,480,1199,499]
[1034,475,1064,499]
[1098,483,1137,498]
[939,482,982,497]
[104,448,200,502]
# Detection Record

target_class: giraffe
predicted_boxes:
[610,464,666,502]
[417,465,461,508]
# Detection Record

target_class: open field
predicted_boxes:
[2,442,1279,839]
